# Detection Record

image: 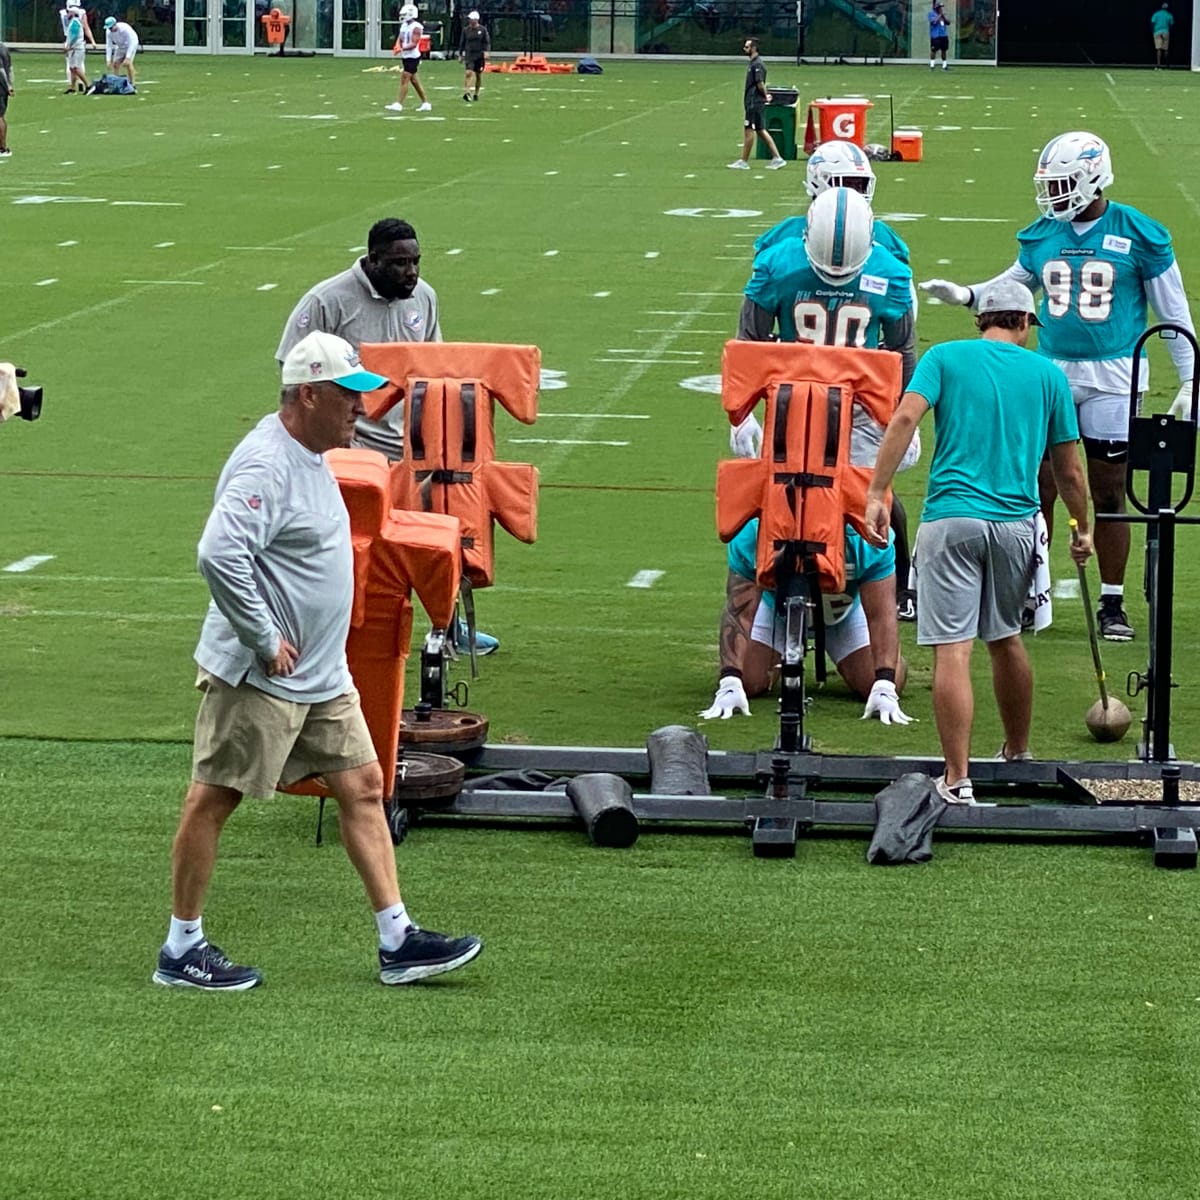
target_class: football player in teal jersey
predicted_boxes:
[921,131,1196,641]
[733,187,920,620]
[753,139,912,268]
[699,519,912,725]
[740,191,913,351]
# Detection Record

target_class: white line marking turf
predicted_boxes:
[539,412,650,420]
[627,570,665,589]
[595,358,703,365]
[510,438,630,447]
[1053,578,1081,600]
[35,279,58,286]
[3,555,55,573]
[0,609,197,623]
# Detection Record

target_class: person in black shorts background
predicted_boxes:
[928,1,950,69]
[0,42,12,157]
[460,10,489,102]
[387,2,432,113]
[728,38,786,171]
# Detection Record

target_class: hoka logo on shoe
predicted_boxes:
[184,964,213,982]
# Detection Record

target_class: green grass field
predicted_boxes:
[3,55,1200,1199]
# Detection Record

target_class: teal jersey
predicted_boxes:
[1016,201,1176,362]
[907,340,1079,523]
[745,241,912,347]
[1151,8,1174,34]
[754,215,910,266]
[728,520,895,624]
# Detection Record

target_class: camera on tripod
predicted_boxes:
[1,363,43,423]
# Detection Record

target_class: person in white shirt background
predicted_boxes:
[104,15,139,89]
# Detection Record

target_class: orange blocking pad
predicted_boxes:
[717,341,901,596]
[280,449,462,804]
[892,130,923,162]
[809,97,873,148]
[359,342,540,589]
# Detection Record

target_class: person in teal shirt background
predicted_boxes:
[1151,3,1174,68]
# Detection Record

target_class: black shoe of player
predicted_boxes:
[379,928,482,984]
[1098,596,1134,641]
[896,589,916,622]
[152,940,263,991]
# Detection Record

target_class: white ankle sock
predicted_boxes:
[1100,584,1123,599]
[376,902,413,951]
[167,915,205,957]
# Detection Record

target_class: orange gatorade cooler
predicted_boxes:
[891,129,924,162]
[810,97,874,147]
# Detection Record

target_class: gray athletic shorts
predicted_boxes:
[914,515,1037,645]
[191,669,376,799]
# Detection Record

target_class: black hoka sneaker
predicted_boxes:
[152,941,263,991]
[379,928,483,985]
[1098,596,1134,642]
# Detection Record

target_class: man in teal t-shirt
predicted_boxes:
[864,280,1092,806]
[1152,3,1174,67]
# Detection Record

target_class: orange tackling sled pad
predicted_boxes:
[281,450,461,802]
[716,340,901,594]
[360,342,540,589]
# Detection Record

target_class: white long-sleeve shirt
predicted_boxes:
[194,413,354,703]
[105,21,138,58]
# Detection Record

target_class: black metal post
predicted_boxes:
[1150,508,1176,760]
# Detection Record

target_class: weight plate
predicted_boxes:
[400,709,489,754]
[393,751,466,804]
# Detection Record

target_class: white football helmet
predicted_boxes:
[805,139,876,204]
[1034,131,1113,221]
[804,187,874,286]
[400,3,418,18]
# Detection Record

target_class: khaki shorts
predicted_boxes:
[1155,32,1169,49]
[191,669,376,799]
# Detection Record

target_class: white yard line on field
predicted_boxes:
[3,555,55,573]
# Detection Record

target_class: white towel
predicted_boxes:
[1025,512,1052,632]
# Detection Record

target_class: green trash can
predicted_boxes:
[756,95,799,161]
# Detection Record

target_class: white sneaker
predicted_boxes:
[995,745,1033,762]
[935,775,977,805]
[385,102,403,112]
[766,157,787,170]
[417,101,432,111]
[727,159,750,170]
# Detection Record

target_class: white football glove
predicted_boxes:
[861,679,914,726]
[1169,379,1194,419]
[919,279,972,307]
[730,413,763,458]
[699,675,751,720]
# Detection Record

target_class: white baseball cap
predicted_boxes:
[468,9,480,17]
[281,331,388,392]
[976,278,1042,326]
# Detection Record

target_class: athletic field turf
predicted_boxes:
[2,55,1199,1200]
